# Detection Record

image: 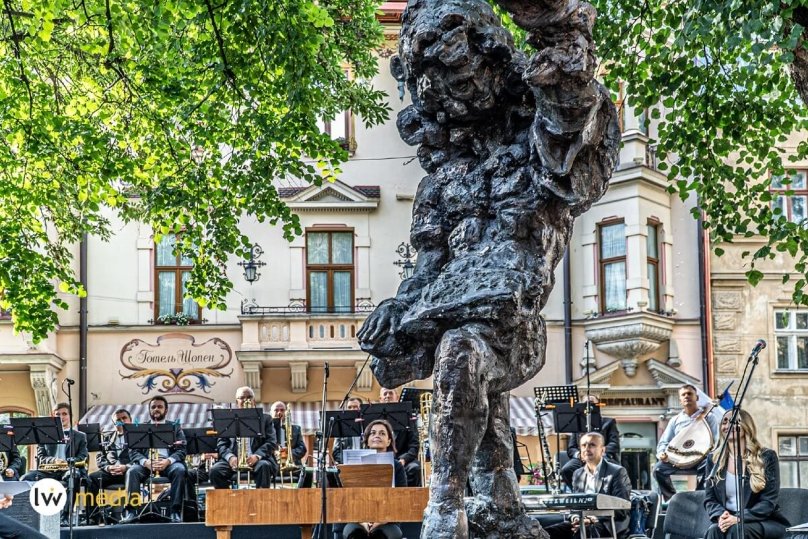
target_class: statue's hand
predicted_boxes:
[357,299,405,345]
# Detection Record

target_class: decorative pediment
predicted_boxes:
[280,180,379,213]
[645,358,700,388]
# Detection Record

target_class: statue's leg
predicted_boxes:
[422,326,490,539]
[467,392,547,539]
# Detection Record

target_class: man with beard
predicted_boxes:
[122,396,187,523]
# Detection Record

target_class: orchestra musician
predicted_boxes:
[85,408,133,524]
[655,384,720,501]
[561,395,620,489]
[543,431,632,539]
[122,396,187,524]
[379,387,421,487]
[341,419,408,539]
[332,396,364,464]
[270,401,307,466]
[209,387,278,489]
[21,402,88,526]
[1,433,23,481]
[703,409,790,539]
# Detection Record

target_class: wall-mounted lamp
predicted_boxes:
[238,244,266,284]
[393,242,417,280]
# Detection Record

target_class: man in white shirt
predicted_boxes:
[654,384,720,501]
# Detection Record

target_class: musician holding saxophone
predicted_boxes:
[210,387,277,489]
[270,401,307,468]
[21,402,88,526]
[654,384,720,501]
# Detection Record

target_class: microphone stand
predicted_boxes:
[584,341,592,432]
[318,362,331,539]
[705,340,765,539]
[64,379,77,538]
[338,354,372,410]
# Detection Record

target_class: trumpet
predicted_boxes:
[236,396,255,489]
[38,460,87,473]
[149,448,162,478]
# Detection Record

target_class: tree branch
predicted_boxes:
[204,0,236,87]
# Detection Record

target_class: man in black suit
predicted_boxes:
[561,395,620,489]
[21,402,89,526]
[85,408,133,523]
[544,431,631,539]
[270,401,307,467]
[380,387,421,487]
[332,396,364,464]
[210,387,278,488]
[1,434,23,481]
[123,396,187,523]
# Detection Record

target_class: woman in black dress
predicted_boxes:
[704,409,789,539]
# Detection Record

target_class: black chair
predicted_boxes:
[781,487,808,529]
[662,491,710,539]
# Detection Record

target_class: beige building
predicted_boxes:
[0,2,715,490]
[709,137,808,488]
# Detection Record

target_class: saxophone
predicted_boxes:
[279,405,298,474]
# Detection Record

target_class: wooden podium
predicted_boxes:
[205,487,429,539]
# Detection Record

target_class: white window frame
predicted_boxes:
[774,309,808,371]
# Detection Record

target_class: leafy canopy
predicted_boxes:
[588,0,808,299]
[0,0,389,340]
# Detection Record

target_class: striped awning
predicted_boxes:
[80,396,550,437]
[510,396,554,437]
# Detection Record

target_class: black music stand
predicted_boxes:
[212,408,263,489]
[78,423,102,452]
[184,427,218,521]
[0,426,14,453]
[323,411,363,438]
[400,388,431,408]
[554,403,602,434]
[533,385,579,407]
[124,423,176,523]
[360,402,412,433]
[9,417,65,446]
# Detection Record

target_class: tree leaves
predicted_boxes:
[0,0,390,341]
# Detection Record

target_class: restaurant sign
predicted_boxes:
[120,333,233,394]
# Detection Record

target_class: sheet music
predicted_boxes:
[342,449,377,465]
[359,451,394,466]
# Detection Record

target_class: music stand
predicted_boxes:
[322,411,363,439]
[554,403,602,434]
[533,385,579,406]
[124,423,177,523]
[211,408,262,438]
[184,427,218,456]
[0,426,14,453]
[9,417,64,446]
[399,388,431,408]
[78,423,102,452]
[360,402,412,433]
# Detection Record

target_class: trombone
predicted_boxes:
[236,396,255,489]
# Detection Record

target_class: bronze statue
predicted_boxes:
[358,0,619,537]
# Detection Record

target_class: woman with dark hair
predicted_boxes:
[704,409,790,539]
[343,419,407,539]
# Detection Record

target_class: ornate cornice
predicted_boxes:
[584,313,674,376]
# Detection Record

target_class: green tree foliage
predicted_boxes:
[0,0,389,340]
[588,0,808,301]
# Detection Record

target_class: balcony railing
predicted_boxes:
[240,298,376,316]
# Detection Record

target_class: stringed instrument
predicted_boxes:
[665,405,716,468]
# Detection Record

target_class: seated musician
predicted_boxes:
[1,432,23,481]
[209,387,278,489]
[123,396,187,523]
[342,419,408,539]
[654,384,720,501]
[703,409,789,539]
[543,431,632,539]
[333,396,364,464]
[21,402,88,526]
[270,401,307,468]
[561,395,620,489]
[86,408,133,524]
[379,387,421,487]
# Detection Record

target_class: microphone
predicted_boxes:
[66,378,75,385]
[324,362,330,379]
[750,339,767,356]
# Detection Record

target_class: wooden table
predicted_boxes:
[205,487,429,539]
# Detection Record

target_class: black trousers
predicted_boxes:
[209,460,275,489]
[704,522,769,539]
[402,461,422,487]
[86,469,127,516]
[0,512,48,539]
[126,462,186,511]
